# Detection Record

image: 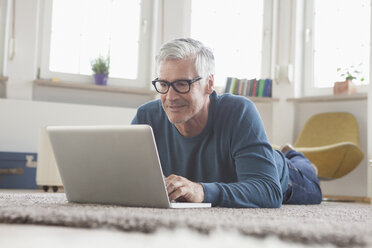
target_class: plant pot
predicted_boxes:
[93,74,108,86]
[333,79,356,95]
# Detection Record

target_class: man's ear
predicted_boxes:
[206,75,214,94]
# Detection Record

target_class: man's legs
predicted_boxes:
[282,148,322,204]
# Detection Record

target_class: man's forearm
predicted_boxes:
[201,180,283,208]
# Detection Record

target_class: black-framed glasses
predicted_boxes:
[152,77,202,94]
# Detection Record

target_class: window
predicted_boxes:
[0,1,7,75]
[190,0,273,88]
[304,0,371,96]
[39,0,153,87]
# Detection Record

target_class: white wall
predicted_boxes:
[0,99,137,153]
[255,103,274,142]
[33,84,154,108]
[293,100,368,197]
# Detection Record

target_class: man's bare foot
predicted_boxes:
[280,144,294,154]
[310,163,319,176]
[281,144,319,176]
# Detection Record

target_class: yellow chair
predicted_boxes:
[294,112,364,179]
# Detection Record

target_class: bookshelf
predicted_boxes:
[223,77,274,99]
[247,96,279,103]
[215,86,279,103]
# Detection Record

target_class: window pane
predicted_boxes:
[49,0,141,79]
[313,0,370,87]
[190,0,264,86]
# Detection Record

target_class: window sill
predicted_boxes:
[286,93,367,103]
[0,76,7,98]
[247,96,280,103]
[34,79,157,97]
[0,76,8,84]
[214,88,279,103]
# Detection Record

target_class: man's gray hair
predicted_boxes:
[155,38,215,79]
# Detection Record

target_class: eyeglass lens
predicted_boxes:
[155,80,190,93]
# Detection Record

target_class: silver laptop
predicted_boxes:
[46,124,211,208]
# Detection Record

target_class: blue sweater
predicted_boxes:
[131,91,288,208]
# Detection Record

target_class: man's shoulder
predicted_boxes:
[215,93,255,110]
[137,99,162,112]
[212,93,259,128]
[135,99,164,124]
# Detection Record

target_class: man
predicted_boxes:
[131,38,322,208]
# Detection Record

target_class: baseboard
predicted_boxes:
[323,194,371,203]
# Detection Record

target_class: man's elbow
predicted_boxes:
[260,185,283,208]
[257,197,282,208]
[267,198,282,208]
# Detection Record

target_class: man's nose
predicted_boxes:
[166,85,179,99]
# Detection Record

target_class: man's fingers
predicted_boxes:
[165,174,178,181]
[165,175,188,200]
[164,175,204,203]
[168,186,187,201]
[164,174,179,187]
[166,176,184,195]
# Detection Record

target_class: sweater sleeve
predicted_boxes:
[201,100,283,208]
[131,112,139,124]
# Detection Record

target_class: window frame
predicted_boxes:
[261,0,275,79]
[186,0,274,86]
[0,0,9,75]
[38,0,154,89]
[303,0,371,96]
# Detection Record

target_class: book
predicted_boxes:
[224,77,232,93]
[225,77,272,97]
[242,79,249,96]
[254,80,259,97]
[240,79,246,95]
[245,79,251,96]
[263,78,271,97]
[235,79,240,95]
[230,78,237,94]
[258,79,265,97]
[239,79,245,96]
[266,79,272,97]
[249,79,255,96]
[251,79,257,97]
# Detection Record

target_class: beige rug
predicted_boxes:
[0,193,371,247]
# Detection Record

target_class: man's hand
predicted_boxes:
[164,174,205,203]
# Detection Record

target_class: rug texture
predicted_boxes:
[0,193,371,247]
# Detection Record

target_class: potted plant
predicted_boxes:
[333,65,365,95]
[91,55,110,86]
